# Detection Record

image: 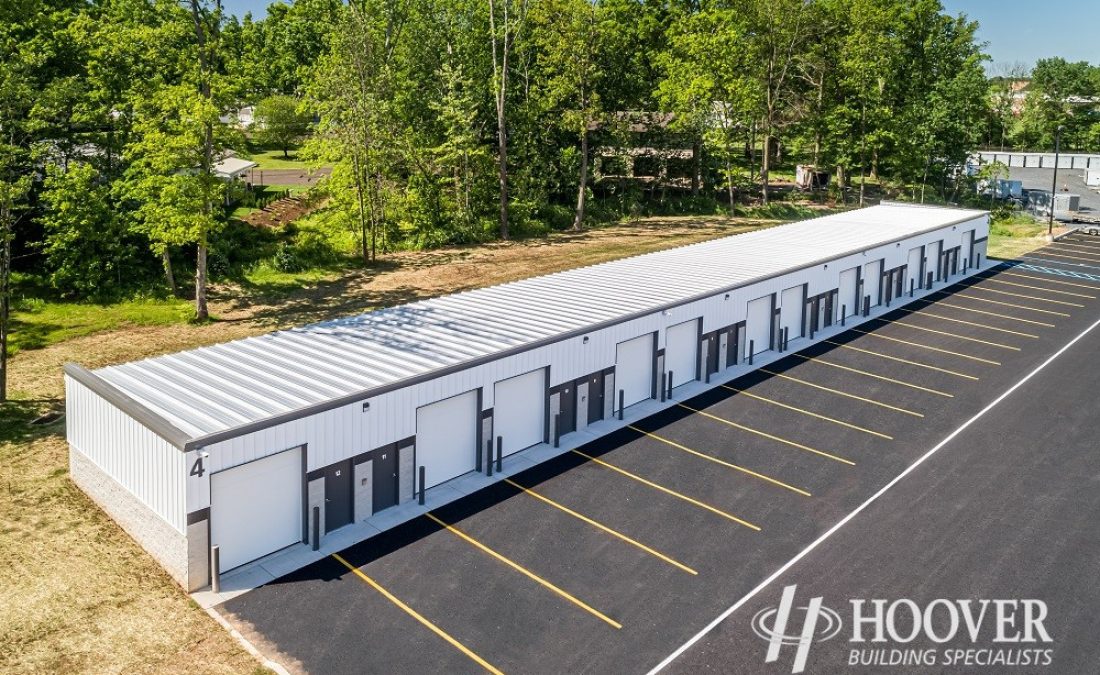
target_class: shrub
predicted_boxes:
[272,229,340,272]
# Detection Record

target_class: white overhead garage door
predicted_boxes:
[906,247,922,292]
[494,369,545,457]
[616,333,654,407]
[417,390,478,489]
[962,231,974,268]
[779,285,804,342]
[665,319,699,389]
[211,446,302,573]
[928,240,942,281]
[839,267,858,317]
[745,295,773,357]
[863,261,881,307]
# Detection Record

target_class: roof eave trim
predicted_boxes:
[182,210,988,452]
[64,363,194,450]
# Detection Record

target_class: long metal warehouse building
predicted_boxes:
[65,203,989,591]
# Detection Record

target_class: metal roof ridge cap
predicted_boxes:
[181,208,988,452]
[64,362,193,450]
[877,200,988,214]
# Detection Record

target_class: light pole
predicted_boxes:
[1048,125,1063,236]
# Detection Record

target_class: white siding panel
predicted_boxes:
[65,377,186,533]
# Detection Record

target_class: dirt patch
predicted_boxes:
[241,195,325,229]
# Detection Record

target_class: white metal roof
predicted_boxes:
[213,156,258,179]
[91,203,985,441]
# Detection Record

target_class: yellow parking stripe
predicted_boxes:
[720,384,894,438]
[503,478,698,575]
[822,340,978,380]
[676,403,856,465]
[883,321,1021,351]
[897,309,1040,338]
[965,285,1084,308]
[988,276,1096,297]
[849,329,1001,365]
[760,368,925,417]
[917,299,1056,327]
[948,293,1071,316]
[628,425,814,494]
[791,354,953,397]
[425,512,623,629]
[571,449,762,531]
[1001,272,1100,290]
[332,553,505,675]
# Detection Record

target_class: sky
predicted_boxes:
[222,0,1100,73]
[941,0,1100,71]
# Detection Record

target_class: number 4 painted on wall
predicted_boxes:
[190,456,205,478]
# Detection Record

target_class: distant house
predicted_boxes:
[590,112,698,192]
[219,105,255,129]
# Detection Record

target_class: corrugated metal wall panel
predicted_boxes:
[65,376,187,532]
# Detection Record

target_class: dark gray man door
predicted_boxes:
[372,445,398,513]
[586,371,604,423]
[324,459,353,532]
[558,384,577,436]
[729,322,744,366]
[706,333,720,376]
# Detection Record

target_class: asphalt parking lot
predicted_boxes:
[1006,166,1100,214]
[219,239,1100,674]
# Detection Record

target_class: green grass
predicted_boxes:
[8,295,193,356]
[988,211,1048,259]
[989,212,1045,238]
[241,259,354,296]
[246,145,309,170]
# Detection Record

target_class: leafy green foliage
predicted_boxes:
[0,0,1053,328]
[254,94,311,157]
[40,163,143,297]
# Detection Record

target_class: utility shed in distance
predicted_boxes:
[65,202,989,591]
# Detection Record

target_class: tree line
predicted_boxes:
[985,57,1100,153]
[2,0,1002,396]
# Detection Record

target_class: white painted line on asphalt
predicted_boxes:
[1023,256,1100,272]
[647,313,1100,674]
